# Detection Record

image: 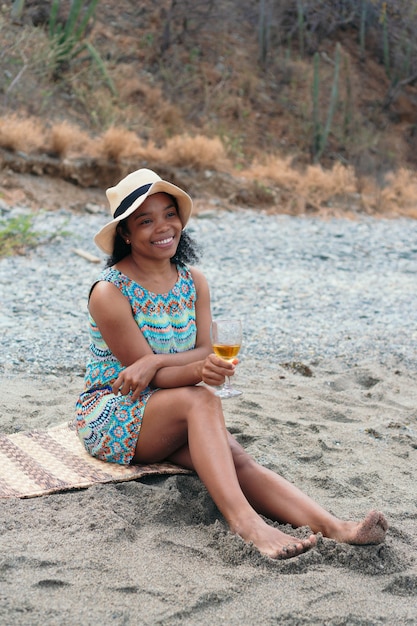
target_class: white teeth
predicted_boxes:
[153,237,172,245]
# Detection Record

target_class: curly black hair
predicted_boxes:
[104,195,201,267]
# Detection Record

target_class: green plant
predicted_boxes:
[221,131,245,163]
[342,54,353,141]
[0,214,42,256]
[311,43,341,163]
[141,33,154,48]
[258,0,270,67]
[49,0,97,64]
[402,38,412,78]
[297,0,305,58]
[380,3,391,79]
[0,212,73,257]
[48,0,116,95]
[84,41,117,96]
[359,0,367,62]
[11,0,25,21]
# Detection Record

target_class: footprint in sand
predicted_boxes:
[383,574,417,597]
[34,579,71,588]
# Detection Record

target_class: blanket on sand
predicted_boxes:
[0,422,191,499]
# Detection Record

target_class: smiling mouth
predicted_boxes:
[152,236,174,247]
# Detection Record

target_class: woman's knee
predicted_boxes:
[187,385,221,409]
[184,386,224,422]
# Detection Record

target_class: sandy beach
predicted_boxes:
[2,0,417,617]
[1,200,417,624]
[1,355,416,625]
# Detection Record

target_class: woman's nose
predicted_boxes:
[154,218,169,231]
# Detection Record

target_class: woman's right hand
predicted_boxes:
[112,354,159,401]
[201,353,237,388]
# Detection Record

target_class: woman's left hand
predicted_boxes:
[112,354,159,401]
[201,353,238,387]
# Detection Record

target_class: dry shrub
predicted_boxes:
[0,115,45,153]
[302,162,357,205]
[47,121,92,158]
[238,71,260,101]
[248,156,300,189]
[129,139,164,163]
[200,61,224,87]
[93,127,146,162]
[162,135,229,170]
[379,169,417,217]
[247,157,358,210]
[136,83,162,109]
[154,102,182,130]
[118,77,160,107]
[118,78,182,133]
[215,94,246,122]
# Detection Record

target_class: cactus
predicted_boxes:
[297,0,305,58]
[11,0,25,21]
[359,0,367,62]
[381,4,391,79]
[258,0,269,67]
[312,43,341,163]
[342,54,353,141]
[312,52,321,159]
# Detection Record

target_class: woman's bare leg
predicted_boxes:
[134,386,316,559]
[219,437,387,544]
[134,387,387,553]
[169,432,387,545]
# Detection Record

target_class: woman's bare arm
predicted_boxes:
[88,267,227,396]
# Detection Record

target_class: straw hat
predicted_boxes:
[94,168,193,254]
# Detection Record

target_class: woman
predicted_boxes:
[75,168,388,560]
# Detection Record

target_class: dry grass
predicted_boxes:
[0,118,230,170]
[161,135,230,171]
[245,157,358,211]
[0,115,416,217]
[115,74,183,138]
[379,169,417,218]
[92,126,145,162]
[46,121,93,159]
[244,157,417,217]
[0,115,45,153]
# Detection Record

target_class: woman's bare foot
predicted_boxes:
[326,510,388,545]
[232,515,317,559]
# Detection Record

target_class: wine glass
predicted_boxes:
[211,318,243,399]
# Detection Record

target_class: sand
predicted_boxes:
[1,356,416,625]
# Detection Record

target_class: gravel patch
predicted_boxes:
[1,204,416,378]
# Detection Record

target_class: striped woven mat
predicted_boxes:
[0,422,191,499]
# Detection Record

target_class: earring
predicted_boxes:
[126,239,130,245]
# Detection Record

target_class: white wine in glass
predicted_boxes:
[211,319,243,399]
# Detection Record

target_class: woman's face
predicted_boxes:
[123,192,182,259]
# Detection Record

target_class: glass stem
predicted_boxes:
[223,376,232,390]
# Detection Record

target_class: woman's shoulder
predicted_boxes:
[187,265,206,281]
[184,265,210,296]
[89,266,129,300]
[97,266,135,289]
[98,266,121,281]
[178,263,205,283]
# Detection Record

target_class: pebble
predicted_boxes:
[1,204,416,378]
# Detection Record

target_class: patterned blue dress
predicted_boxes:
[75,264,197,465]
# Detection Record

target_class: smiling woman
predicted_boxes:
[97,170,200,271]
[115,193,184,283]
[73,167,388,561]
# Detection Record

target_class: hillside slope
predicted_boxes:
[1,1,417,216]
